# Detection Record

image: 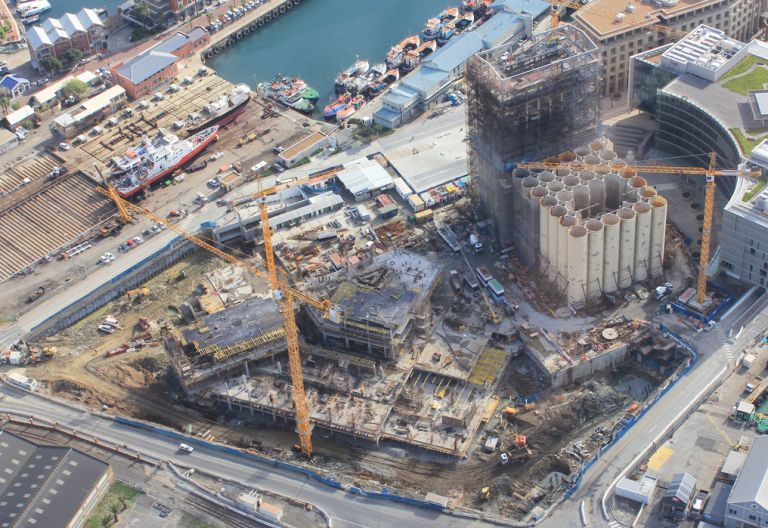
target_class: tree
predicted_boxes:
[63,78,88,97]
[135,1,150,18]
[64,48,83,64]
[109,501,122,523]
[0,96,9,113]
[10,100,20,110]
[39,56,62,73]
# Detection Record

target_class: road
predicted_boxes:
[0,382,489,528]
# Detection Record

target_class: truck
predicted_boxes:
[654,282,673,300]
[6,372,38,391]
[476,266,493,286]
[469,233,483,254]
[449,270,462,293]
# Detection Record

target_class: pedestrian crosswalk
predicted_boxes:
[713,326,736,367]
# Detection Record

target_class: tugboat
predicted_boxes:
[109,127,219,198]
[257,75,318,114]
[423,17,442,40]
[186,83,250,134]
[362,63,386,95]
[323,93,351,120]
[334,59,369,95]
[437,20,456,46]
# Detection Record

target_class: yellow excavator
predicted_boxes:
[126,287,151,301]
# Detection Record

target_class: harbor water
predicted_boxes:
[47,0,122,19]
[208,0,458,107]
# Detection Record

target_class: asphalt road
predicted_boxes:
[0,383,490,528]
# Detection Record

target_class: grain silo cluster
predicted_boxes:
[512,142,668,307]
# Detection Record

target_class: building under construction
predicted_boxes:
[467,24,601,264]
[512,143,668,307]
[305,250,443,360]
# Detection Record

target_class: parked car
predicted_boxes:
[207,178,220,188]
[99,252,115,264]
[133,236,144,245]
[58,142,71,151]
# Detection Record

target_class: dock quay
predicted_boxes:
[200,0,305,61]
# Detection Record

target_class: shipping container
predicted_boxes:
[476,266,493,286]
[407,194,425,212]
[6,372,38,391]
[413,208,433,224]
[378,203,398,219]
[393,176,413,199]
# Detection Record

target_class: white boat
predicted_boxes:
[16,0,50,16]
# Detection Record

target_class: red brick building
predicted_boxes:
[26,8,106,71]
[111,28,210,100]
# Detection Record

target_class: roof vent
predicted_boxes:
[625,2,635,12]
[615,12,626,22]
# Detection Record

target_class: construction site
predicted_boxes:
[2,19,755,523]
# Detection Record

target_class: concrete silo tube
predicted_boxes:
[590,141,604,153]
[557,168,572,178]
[574,146,591,159]
[605,173,622,211]
[584,154,600,166]
[633,202,652,282]
[547,181,564,194]
[559,215,577,285]
[573,184,590,215]
[609,159,628,171]
[649,196,668,278]
[579,170,596,183]
[563,174,580,188]
[586,219,604,302]
[522,176,539,190]
[594,164,611,177]
[559,151,577,163]
[618,208,636,289]
[538,171,556,185]
[544,156,560,164]
[548,205,567,281]
[512,168,530,181]
[567,225,589,307]
[556,190,574,210]
[538,193,556,265]
[599,150,617,163]
[602,213,620,293]
[639,186,657,201]
[588,179,606,217]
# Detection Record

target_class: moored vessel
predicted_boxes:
[186,83,250,134]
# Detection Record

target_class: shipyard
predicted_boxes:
[1,0,768,527]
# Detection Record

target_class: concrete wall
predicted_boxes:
[29,237,196,339]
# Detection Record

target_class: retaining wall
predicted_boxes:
[201,0,303,61]
[29,236,196,339]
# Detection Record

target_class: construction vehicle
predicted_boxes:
[126,287,150,301]
[518,153,761,306]
[98,221,123,237]
[94,165,132,226]
[26,286,46,304]
[478,487,491,502]
[94,186,343,458]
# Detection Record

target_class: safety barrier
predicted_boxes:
[113,415,450,511]
[563,323,698,497]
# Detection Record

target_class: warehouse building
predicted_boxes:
[0,429,113,528]
[725,436,768,528]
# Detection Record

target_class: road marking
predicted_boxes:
[332,517,372,528]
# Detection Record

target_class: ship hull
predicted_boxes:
[186,96,250,135]
[116,128,218,198]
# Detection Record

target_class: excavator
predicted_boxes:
[126,287,151,301]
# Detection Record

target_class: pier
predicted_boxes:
[201,0,305,61]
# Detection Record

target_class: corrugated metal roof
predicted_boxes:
[729,435,768,508]
[4,105,34,125]
[77,7,103,29]
[663,473,696,504]
[0,74,29,90]
[26,26,50,49]
[117,50,177,84]
[153,28,208,55]
[269,193,343,227]
[60,12,85,35]
[337,163,393,195]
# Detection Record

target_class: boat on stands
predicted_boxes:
[21,14,39,24]
[362,63,386,95]
[186,83,250,134]
[387,36,419,69]
[423,17,442,40]
[323,93,351,120]
[334,59,369,94]
[109,126,218,198]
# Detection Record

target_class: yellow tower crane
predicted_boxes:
[94,186,342,458]
[518,153,761,306]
